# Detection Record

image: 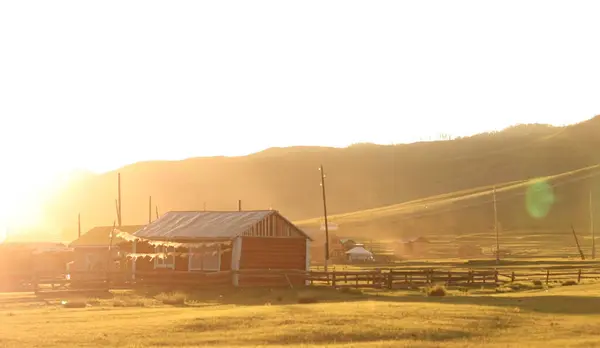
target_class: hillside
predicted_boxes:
[42,116,600,240]
[297,163,600,258]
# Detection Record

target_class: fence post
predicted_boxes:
[511,271,515,283]
[494,269,499,285]
[332,271,336,288]
[578,269,582,283]
[447,270,451,286]
[387,270,393,289]
[546,270,550,285]
[468,270,473,284]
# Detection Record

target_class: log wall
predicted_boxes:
[239,236,307,286]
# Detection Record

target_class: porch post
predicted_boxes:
[305,238,311,286]
[231,237,243,286]
[132,240,137,280]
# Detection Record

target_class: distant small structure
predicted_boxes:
[303,228,345,263]
[393,236,432,258]
[345,246,374,262]
[0,242,73,290]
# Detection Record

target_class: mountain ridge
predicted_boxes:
[38,115,599,240]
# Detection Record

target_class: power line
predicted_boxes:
[382,166,600,221]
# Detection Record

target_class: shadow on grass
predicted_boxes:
[180,314,476,344]
[35,290,113,301]
[133,286,368,307]
[372,292,600,315]
[127,284,600,315]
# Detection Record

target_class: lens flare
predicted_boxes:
[525,180,555,219]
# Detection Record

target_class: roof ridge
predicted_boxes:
[166,210,276,213]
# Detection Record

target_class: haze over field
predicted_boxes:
[1,1,600,242]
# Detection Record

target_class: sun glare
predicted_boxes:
[0,170,59,242]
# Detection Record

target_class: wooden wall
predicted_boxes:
[241,213,306,238]
[238,236,307,287]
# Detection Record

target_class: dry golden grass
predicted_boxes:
[1,284,600,347]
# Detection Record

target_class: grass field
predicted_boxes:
[2,284,600,347]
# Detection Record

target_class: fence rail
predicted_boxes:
[3,266,600,293]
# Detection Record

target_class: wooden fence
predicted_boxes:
[4,266,600,294]
[308,267,600,289]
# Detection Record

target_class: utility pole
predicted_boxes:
[493,186,499,264]
[77,213,81,238]
[117,173,122,227]
[572,225,586,260]
[238,200,242,212]
[319,165,330,272]
[591,191,595,259]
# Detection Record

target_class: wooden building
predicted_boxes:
[303,228,345,263]
[126,210,311,287]
[0,242,73,290]
[68,225,145,280]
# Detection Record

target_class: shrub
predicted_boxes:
[113,299,145,307]
[338,287,362,295]
[532,280,543,287]
[495,287,514,293]
[61,300,87,308]
[297,291,319,304]
[427,285,447,297]
[156,292,187,306]
[562,280,577,286]
[509,283,523,291]
[297,296,318,304]
[86,298,101,306]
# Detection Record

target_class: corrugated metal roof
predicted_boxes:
[70,225,145,247]
[133,210,306,240]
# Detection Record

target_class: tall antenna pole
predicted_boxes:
[319,165,330,272]
[114,199,121,226]
[493,186,499,264]
[238,200,242,212]
[148,196,152,224]
[106,220,116,283]
[591,191,595,259]
[155,206,159,220]
[117,173,122,227]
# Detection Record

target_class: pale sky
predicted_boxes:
[1,1,599,229]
